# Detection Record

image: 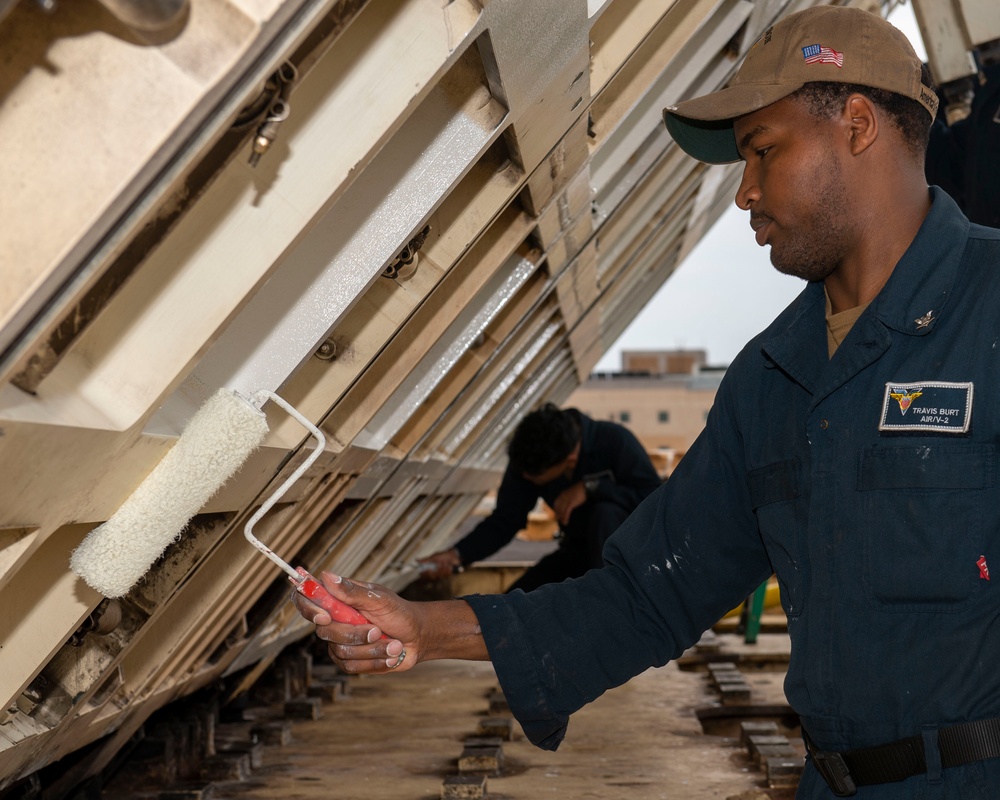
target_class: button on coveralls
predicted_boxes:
[466,189,1000,798]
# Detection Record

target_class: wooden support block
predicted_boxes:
[278,651,313,698]
[477,717,514,740]
[150,721,198,778]
[487,688,509,714]
[458,745,503,774]
[707,662,738,674]
[329,674,352,697]
[747,734,791,749]
[739,721,780,746]
[217,741,265,770]
[218,702,254,724]
[180,704,217,758]
[159,782,217,800]
[750,743,797,767]
[766,755,805,787]
[284,696,323,720]
[442,774,488,799]
[712,672,747,685]
[464,736,503,749]
[251,721,293,746]
[307,682,343,703]
[719,684,752,705]
[310,664,351,697]
[199,753,251,782]
[213,722,253,747]
[310,664,342,681]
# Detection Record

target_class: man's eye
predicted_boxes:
[756,147,771,158]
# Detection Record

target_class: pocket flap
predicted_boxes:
[859,445,994,490]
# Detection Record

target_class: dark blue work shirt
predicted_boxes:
[453,409,661,565]
[466,189,1000,798]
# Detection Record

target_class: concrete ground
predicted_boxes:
[200,631,796,800]
[98,531,798,800]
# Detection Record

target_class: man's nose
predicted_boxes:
[735,162,760,211]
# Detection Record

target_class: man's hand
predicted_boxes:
[417,548,463,580]
[551,481,587,525]
[291,572,489,673]
[292,572,417,672]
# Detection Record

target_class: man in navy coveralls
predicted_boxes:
[293,6,1000,798]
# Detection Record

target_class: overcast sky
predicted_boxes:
[595,4,927,370]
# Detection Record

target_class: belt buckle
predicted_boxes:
[810,748,857,797]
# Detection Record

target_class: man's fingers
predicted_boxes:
[318,572,387,612]
[327,640,395,661]
[326,637,406,674]
[292,571,416,674]
[317,570,358,602]
[290,589,332,626]
[310,618,379,645]
[291,585,380,644]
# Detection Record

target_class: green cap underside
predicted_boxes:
[662,111,741,165]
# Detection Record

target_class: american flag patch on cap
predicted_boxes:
[802,43,844,67]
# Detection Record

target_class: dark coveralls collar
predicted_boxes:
[759,187,969,400]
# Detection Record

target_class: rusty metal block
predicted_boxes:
[442,774,488,799]
[458,745,503,774]
[486,688,508,714]
[477,717,514,740]
[464,736,503,749]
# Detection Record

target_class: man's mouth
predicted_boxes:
[750,214,772,247]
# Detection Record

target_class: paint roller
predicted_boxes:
[71,388,373,628]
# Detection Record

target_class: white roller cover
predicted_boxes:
[71,389,268,597]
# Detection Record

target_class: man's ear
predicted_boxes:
[844,93,879,155]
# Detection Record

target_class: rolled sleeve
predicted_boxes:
[464,592,569,750]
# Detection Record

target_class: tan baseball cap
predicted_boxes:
[663,4,939,164]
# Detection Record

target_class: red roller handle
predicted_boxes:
[295,568,387,638]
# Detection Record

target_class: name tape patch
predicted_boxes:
[879,381,973,433]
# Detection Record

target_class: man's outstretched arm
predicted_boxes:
[291,572,489,672]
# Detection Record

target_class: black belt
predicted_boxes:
[804,717,1000,796]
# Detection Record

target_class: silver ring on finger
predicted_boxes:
[387,648,406,669]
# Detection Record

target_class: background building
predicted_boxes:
[568,349,725,467]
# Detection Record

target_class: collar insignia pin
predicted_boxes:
[914,310,934,329]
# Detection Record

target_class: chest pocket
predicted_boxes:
[748,459,803,618]
[858,444,994,612]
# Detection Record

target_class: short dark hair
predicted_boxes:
[507,403,580,476]
[790,71,934,160]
